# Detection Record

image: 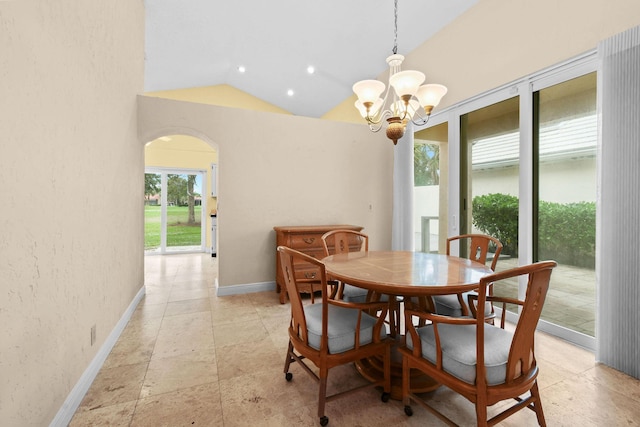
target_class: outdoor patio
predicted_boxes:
[494,257,595,337]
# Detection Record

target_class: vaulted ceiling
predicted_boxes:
[144,0,477,118]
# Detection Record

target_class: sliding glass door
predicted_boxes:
[145,168,206,254]
[414,122,448,254]
[534,72,597,337]
[460,97,520,264]
[452,56,597,349]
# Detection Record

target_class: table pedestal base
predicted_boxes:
[354,336,439,400]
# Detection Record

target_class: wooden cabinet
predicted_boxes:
[274,224,364,304]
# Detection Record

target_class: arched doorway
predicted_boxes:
[144,134,218,255]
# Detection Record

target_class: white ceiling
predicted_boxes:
[144,0,477,118]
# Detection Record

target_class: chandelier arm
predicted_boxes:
[410,115,431,127]
[366,107,393,127]
[368,122,384,133]
[409,105,430,126]
[363,80,396,125]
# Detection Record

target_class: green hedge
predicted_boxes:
[472,193,595,268]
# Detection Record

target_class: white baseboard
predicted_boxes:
[215,280,276,296]
[49,285,146,427]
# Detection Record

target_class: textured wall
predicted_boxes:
[0,1,144,425]
[137,97,395,288]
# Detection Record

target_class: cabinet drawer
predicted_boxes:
[288,233,323,249]
[294,265,322,281]
[292,253,323,281]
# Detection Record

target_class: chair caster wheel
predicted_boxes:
[320,415,329,426]
[285,372,293,381]
[404,405,413,416]
[381,392,390,402]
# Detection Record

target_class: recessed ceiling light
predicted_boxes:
[307,65,315,75]
[287,89,294,97]
[238,65,246,73]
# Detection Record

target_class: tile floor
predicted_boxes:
[69,253,640,426]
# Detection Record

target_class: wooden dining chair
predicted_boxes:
[321,230,398,334]
[400,260,557,427]
[277,246,392,426]
[320,229,370,302]
[432,234,503,319]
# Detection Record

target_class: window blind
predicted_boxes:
[597,25,640,379]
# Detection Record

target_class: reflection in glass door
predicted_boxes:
[414,122,448,254]
[535,72,597,337]
[460,97,520,311]
[145,169,206,254]
[461,97,520,254]
[165,173,202,250]
[144,172,162,251]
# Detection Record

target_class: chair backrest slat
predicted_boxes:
[446,233,503,271]
[321,229,368,257]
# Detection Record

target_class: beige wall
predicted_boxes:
[326,0,640,122]
[138,97,394,287]
[0,1,144,425]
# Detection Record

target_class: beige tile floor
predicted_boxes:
[69,253,640,426]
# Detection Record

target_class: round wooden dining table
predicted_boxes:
[323,250,494,399]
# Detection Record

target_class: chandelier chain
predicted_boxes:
[392,0,398,55]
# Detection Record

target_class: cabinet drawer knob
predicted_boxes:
[304,272,317,279]
[302,237,315,244]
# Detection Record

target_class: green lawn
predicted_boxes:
[145,205,202,249]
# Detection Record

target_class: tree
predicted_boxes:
[414,143,440,186]
[187,175,196,225]
[144,173,160,203]
[167,174,187,206]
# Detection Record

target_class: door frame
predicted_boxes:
[417,51,597,351]
[145,167,207,255]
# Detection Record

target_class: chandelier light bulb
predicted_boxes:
[389,70,425,98]
[355,98,383,118]
[416,84,448,114]
[352,80,386,105]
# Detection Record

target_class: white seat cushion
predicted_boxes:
[304,303,386,354]
[432,293,468,317]
[433,292,493,318]
[405,323,513,385]
[342,284,369,303]
[342,284,389,303]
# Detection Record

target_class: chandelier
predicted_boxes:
[352,0,447,144]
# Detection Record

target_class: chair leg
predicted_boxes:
[475,400,488,427]
[283,340,294,375]
[402,355,412,415]
[318,366,329,425]
[531,382,547,427]
[384,344,391,395]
